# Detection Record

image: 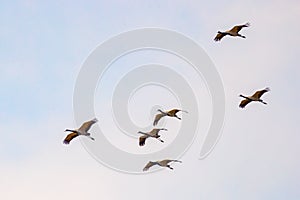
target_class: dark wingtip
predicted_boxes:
[139,141,145,146]
[63,140,69,145]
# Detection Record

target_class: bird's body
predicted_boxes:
[239,88,270,108]
[138,128,167,146]
[143,159,182,171]
[153,109,188,126]
[214,22,250,41]
[63,118,98,144]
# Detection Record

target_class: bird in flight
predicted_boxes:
[153,109,188,126]
[63,118,98,144]
[239,87,270,108]
[214,22,250,41]
[138,128,167,146]
[143,159,182,171]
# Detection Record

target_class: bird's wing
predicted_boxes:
[239,99,251,108]
[160,159,182,166]
[78,118,98,132]
[63,132,79,144]
[214,32,226,41]
[149,129,159,136]
[143,162,156,171]
[229,22,250,33]
[139,135,148,146]
[252,88,270,99]
[167,109,180,116]
[153,113,165,126]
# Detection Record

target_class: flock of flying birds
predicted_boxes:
[63,22,270,172]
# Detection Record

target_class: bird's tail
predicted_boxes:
[180,110,188,113]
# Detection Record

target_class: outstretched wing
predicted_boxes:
[139,135,148,146]
[252,88,270,99]
[229,22,250,33]
[214,32,226,41]
[153,113,165,126]
[78,118,98,132]
[239,99,251,108]
[143,161,156,171]
[63,132,79,144]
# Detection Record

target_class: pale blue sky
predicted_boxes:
[0,0,299,199]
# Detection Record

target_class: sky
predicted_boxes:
[0,0,300,199]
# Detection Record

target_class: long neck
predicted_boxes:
[138,131,152,137]
[240,95,252,101]
[158,109,166,114]
[172,160,182,163]
[65,129,77,133]
[219,31,228,35]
